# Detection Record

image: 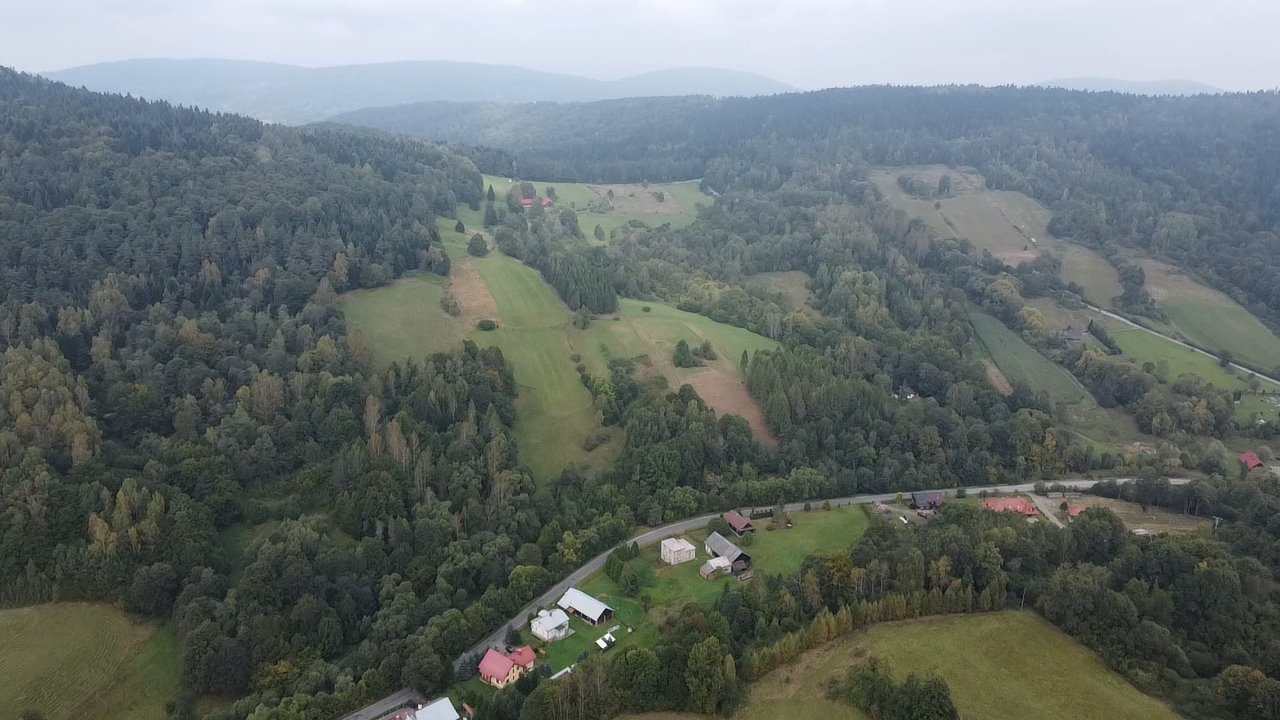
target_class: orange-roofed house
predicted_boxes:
[1066,505,1088,520]
[983,497,1039,517]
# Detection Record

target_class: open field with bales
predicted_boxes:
[480,174,712,239]
[621,612,1179,720]
[340,219,778,479]
[869,166,1122,307]
[0,603,181,720]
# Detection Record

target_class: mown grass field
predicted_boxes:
[745,270,813,309]
[1134,255,1280,372]
[0,603,181,720]
[621,612,1178,720]
[340,275,462,365]
[970,311,1089,406]
[341,219,777,479]
[869,166,1122,307]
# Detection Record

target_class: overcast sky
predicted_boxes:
[4,0,1277,90]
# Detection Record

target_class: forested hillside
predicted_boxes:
[333,87,1280,332]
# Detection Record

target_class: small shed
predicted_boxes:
[699,556,732,579]
[660,537,696,565]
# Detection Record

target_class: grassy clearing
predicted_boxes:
[745,270,812,309]
[0,603,181,720]
[340,275,461,365]
[869,166,1121,307]
[970,311,1089,406]
[482,174,711,239]
[623,612,1177,720]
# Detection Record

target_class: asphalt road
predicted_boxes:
[1084,302,1280,387]
[336,688,421,720]
[342,476,1188,719]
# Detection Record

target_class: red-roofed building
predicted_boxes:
[508,645,536,670]
[520,198,534,209]
[724,510,755,536]
[1241,451,1265,471]
[541,198,555,207]
[1066,505,1087,520]
[983,497,1039,517]
[478,646,535,689]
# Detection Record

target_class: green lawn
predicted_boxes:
[623,612,1178,720]
[340,275,461,365]
[1162,301,1280,374]
[0,603,181,720]
[970,311,1090,406]
[524,576,659,673]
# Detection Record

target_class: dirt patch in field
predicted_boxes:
[682,368,779,446]
[450,261,498,325]
[984,359,1014,396]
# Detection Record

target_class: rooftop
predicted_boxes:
[705,531,746,562]
[413,697,461,720]
[557,587,613,622]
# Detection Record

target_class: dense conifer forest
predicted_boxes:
[7,65,1280,720]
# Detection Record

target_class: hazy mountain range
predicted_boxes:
[1036,77,1223,95]
[43,59,794,124]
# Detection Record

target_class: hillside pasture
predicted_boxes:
[0,603,181,720]
[870,166,1122,307]
[342,222,778,479]
[622,612,1178,720]
[482,174,711,239]
[1133,256,1280,372]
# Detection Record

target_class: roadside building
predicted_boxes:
[723,510,755,536]
[704,532,751,574]
[1241,451,1265,471]
[557,587,615,625]
[982,497,1039,517]
[530,609,571,642]
[911,491,945,510]
[660,537,696,565]
[478,645,535,689]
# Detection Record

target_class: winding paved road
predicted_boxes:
[341,476,1188,719]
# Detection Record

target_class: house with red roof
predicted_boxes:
[1240,451,1265,471]
[723,510,755,536]
[477,645,535,689]
[983,497,1039,517]
[1066,505,1088,520]
[520,198,534,209]
[541,198,555,207]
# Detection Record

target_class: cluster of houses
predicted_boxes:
[476,587,619,688]
[658,511,757,581]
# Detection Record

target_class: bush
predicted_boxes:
[467,233,489,257]
[955,487,967,499]
[642,305,651,312]
[476,319,498,331]
[582,429,611,451]
[440,293,460,316]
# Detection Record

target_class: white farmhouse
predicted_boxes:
[530,608,571,642]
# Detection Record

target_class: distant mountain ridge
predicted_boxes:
[44,58,793,124]
[1036,77,1222,96]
